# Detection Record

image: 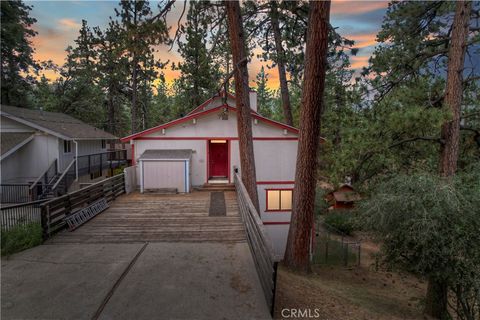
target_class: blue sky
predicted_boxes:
[28,0,390,88]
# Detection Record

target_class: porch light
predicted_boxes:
[283,129,288,135]
[162,128,166,135]
[254,119,258,125]
[210,140,227,143]
[192,118,197,124]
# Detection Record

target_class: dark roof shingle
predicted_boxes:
[1,132,34,157]
[1,105,117,140]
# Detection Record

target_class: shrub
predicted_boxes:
[324,211,355,235]
[1,223,43,256]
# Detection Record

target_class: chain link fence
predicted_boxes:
[311,221,361,267]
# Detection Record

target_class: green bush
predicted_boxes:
[324,212,356,235]
[1,223,43,256]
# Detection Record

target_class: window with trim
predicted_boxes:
[101,139,106,149]
[63,140,72,153]
[266,189,293,211]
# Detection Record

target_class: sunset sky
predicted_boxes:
[29,0,389,89]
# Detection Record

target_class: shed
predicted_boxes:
[138,149,192,193]
[325,184,361,210]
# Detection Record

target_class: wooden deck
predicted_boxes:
[48,191,246,243]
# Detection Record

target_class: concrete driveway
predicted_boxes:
[1,242,270,320]
[1,192,271,320]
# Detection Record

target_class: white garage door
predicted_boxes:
[142,161,187,192]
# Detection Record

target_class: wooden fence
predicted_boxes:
[40,174,125,239]
[233,170,278,315]
[1,200,45,231]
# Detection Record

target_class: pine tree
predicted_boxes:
[284,0,331,272]
[226,0,260,212]
[174,1,220,110]
[1,0,39,107]
[114,0,170,134]
[255,66,274,118]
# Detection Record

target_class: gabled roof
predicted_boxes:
[0,132,34,160]
[1,105,117,140]
[121,104,299,142]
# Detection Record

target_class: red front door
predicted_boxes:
[209,140,228,178]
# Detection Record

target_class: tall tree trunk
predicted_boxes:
[438,0,472,178]
[425,276,449,319]
[284,0,330,272]
[270,0,293,126]
[225,0,260,212]
[426,1,472,318]
[131,57,138,134]
[108,85,116,134]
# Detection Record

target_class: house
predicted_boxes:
[0,105,126,202]
[121,91,304,257]
[324,184,362,210]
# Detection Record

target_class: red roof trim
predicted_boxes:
[121,104,300,142]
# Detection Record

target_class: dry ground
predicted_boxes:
[274,236,428,320]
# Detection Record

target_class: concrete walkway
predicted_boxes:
[1,192,271,320]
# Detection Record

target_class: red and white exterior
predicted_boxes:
[121,92,299,257]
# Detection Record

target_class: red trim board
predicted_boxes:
[134,137,298,141]
[257,181,294,185]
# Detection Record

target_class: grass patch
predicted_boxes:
[1,223,43,256]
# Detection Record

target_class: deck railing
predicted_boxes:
[41,174,125,239]
[76,150,127,177]
[1,200,46,231]
[233,169,278,315]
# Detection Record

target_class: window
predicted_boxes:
[266,189,293,211]
[63,140,72,153]
[101,139,106,149]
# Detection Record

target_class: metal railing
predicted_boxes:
[1,200,46,231]
[233,169,277,315]
[52,159,76,196]
[76,150,127,177]
[0,184,33,203]
[30,159,58,200]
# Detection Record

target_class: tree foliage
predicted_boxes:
[359,170,480,320]
[1,0,39,107]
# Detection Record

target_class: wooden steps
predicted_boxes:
[48,191,246,244]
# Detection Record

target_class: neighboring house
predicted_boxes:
[324,184,362,210]
[0,105,124,201]
[121,91,316,257]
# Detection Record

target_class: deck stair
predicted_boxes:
[194,183,236,192]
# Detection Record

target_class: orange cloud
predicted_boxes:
[350,55,370,69]
[58,18,81,30]
[331,0,389,15]
[348,33,378,48]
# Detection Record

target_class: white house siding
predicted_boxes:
[1,134,59,184]
[146,112,297,139]
[58,139,107,172]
